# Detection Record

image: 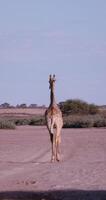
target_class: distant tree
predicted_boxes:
[29,104,37,108]
[0,102,10,108]
[16,104,20,108]
[18,103,27,108]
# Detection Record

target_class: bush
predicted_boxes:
[63,119,93,128]
[93,116,106,127]
[63,115,93,128]
[59,99,99,115]
[0,119,16,129]
[14,118,30,126]
[0,116,46,127]
[89,104,99,115]
[29,116,46,126]
[63,114,106,128]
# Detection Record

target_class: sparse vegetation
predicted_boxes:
[63,115,93,128]
[0,116,46,129]
[60,99,106,128]
[63,114,106,128]
[0,119,16,129]
[13,118,31,126]
[29,116,46,126]
[0,99,106,129]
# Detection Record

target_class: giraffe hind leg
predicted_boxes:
[55,125,62,162]
[51,132,56,162]
[56,135,61,161]
[47,119,56,162]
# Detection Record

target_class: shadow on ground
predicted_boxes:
[0,190,106,200]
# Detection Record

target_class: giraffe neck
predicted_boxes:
[50,88,56,106]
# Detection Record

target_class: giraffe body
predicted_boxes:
[45,75,63,162]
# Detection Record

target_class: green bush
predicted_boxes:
[1,116,46,127]
[0,120,16,129]
[59,99,99,115]
[63,115,93,128]
[63,114,106,128]
[29,116,46,126]
[63,119,93,128]
[94,117,106,127]
[14,118,30,126]
[10,116,46,126]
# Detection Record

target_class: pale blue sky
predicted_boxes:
[0,1,106,106]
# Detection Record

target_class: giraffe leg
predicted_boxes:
[47,120,56,162]
[50,121,57,162]
[55,126,62,162]
[51,133,56,162]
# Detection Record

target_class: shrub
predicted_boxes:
[1,115,46,127]
[29,116,46,126]
[14,118,30,126]
[93,117,106,127]
[63,114,106,128]
[0,119,16,129]
[63,115,93,128]
[59,99,99,115]
[89,104,99,115]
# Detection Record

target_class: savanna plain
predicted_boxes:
[0,108,106,200]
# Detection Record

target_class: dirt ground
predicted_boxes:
[0,126,106,200]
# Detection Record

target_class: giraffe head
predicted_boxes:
[49,74,56,90]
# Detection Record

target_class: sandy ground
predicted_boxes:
[0,126,106,200]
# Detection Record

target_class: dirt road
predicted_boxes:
[0,126,106,199]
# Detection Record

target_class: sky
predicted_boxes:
[0,0,106,106]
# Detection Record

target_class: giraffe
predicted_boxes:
[45,74,63,162]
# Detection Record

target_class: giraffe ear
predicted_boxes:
[53,74,56,81]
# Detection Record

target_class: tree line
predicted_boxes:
[0,102,46,109]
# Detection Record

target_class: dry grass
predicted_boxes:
[0,108,46,117]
